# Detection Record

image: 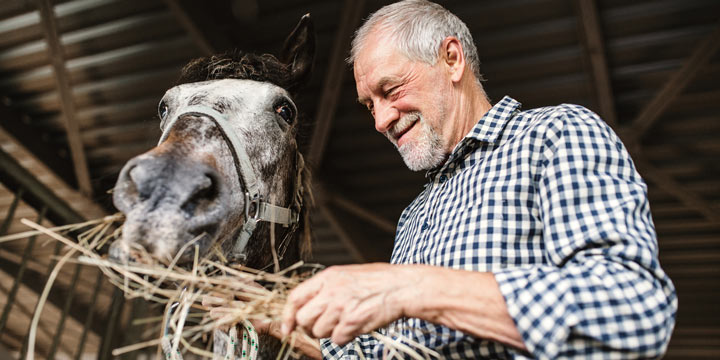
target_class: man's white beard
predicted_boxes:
[387,112,446,171]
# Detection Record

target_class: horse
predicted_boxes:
[109,15,315,359]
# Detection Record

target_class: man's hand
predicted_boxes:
[281,263,417,345]
[281,263,528,353]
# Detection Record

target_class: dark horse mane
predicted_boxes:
[175,50,314,268]
[177,51,305,93]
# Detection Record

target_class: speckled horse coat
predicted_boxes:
[110,16,315,359]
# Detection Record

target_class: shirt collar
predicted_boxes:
[426,96,521,179]
[465,95,521,144]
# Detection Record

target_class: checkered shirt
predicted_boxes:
[321,96,677,359]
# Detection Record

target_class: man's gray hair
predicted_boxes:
[348,0,484,81]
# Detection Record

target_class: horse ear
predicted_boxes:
[280,14,315,86]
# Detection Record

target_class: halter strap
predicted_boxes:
[158,105,299,259]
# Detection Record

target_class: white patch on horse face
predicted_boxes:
[160,79,296,196]
[162,79,294,132]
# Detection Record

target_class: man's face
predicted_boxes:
[354,33,453,171]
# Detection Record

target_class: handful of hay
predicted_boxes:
[3,215,441,360]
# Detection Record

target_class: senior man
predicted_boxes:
[274,1,677,359]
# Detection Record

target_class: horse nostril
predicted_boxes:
[128,166,152,201]
[181,172,219,216]
[113,162,141,212]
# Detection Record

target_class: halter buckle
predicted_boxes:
[244,192,263,220]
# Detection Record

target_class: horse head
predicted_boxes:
[110,15,314,270]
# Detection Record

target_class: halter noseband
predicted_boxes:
[158,105,300,260]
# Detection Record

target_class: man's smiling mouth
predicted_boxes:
[389,115,420,145]
[396,121,417,143]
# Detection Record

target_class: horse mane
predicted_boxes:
[294,154,314,261]
[176,51,314,263]
[177,51,302,93]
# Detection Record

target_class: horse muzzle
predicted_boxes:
[110,150,229,263]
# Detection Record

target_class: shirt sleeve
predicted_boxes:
[320,334,379,359]
[493,105,677,359]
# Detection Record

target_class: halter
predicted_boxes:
[158,105,300,260]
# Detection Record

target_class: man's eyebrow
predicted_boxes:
[357,76,401,105]
[377,76,400,90]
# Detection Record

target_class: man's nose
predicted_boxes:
[374,103,400,133]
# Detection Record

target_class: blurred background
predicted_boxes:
[0,0,718,358]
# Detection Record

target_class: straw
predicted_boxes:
[14,215,440,359]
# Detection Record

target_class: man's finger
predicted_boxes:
[311,305,341,339]
[330,323,357,347]
[330,300,384,346]
[295,298,329,335]
[281,275,324,336]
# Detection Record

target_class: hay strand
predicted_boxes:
[112,338,162,356]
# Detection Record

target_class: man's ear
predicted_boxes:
[441,36,465,83]
[280,14,315,86]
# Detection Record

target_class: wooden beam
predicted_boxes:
[657,235,720,249]
[307,0,366,171]
[0,127,107,220]
[628,23,720,138]
[0,103,76,187]
[326,191,397,234]
[317,204,366,264]
[162,0,214,55]
[162,0,235,55]
[36,0,93,196]
[0,145,84,225]
[635,157,720,224]
[574,0,617,128]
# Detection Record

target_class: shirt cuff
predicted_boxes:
[494,266,579,360]
[320,335,379,359]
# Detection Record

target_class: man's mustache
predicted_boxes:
[385,112,422,145]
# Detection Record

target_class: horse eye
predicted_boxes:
[158,101,169,120]
[275,102,295,124]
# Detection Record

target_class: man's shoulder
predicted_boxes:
[519,103,599,121]
[515,103,610,134]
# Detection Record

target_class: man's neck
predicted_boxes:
[447,78,492,151]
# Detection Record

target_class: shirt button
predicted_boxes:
[439,175,447,183]
[421,222,430,231]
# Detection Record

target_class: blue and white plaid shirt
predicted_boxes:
[321,96,677,359]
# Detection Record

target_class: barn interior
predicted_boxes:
[0,0,718,358]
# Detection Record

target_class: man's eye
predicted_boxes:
[384,86,398,98]
[275,101,296,124]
